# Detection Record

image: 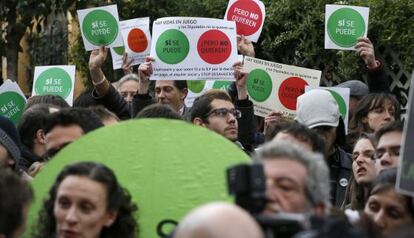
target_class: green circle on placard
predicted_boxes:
[188,80,206,93]
[82,9,119,46]
[25,119,249,238]
[327,89,347,120]
[35,68,72,99]
[156,29,189,64]
[0,92,26,124]
[327,8,366,47]
[113,46,125,56]
[213,81,232,91]
[247,69,272,102]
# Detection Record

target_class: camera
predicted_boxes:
[226,163,368,238]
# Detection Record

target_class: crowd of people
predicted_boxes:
[0,29,412,238]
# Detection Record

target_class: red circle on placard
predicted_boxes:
[197,30,232,64]
[128,28,148,53]
[226,0,263,36]
[278,77,308,110]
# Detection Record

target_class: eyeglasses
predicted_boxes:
[375,145,401,159]
[205,108,242,119]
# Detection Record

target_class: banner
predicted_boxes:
[150,17,238,81]
[243,56,321,118]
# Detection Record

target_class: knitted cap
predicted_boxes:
[335,80,369,97]
[295,89,340,128]
[0,116,21,166]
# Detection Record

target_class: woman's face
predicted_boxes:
[352,138,376,184]
[54,176,117,238]
[363,99,395,132]
[364,188,413,235]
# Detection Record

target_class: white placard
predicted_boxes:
[224,0,265,42]
[0,80,27,123]
[305,86,350,133]
[243,56,321,118]
[325,5,369,50]
[150,17,238,81]
[110,46,126,70]
[32,65,76,106]
[185,80,233,108]
[120,17,151,66]
[77,5,123,51]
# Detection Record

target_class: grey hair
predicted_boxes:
[118,73,139,87]
[253,141,331,209]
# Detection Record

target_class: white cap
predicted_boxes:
[295,89,340,128]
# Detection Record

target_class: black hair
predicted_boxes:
[190,89,232,122]
[24,95,69,112]
[173,80,188,91]
[34,162,138,238]
[375,120,403,144]
[136,104,183,120]
[44,108,104,134]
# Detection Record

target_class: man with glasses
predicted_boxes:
[375,120,403,173]
[190,64,255,152]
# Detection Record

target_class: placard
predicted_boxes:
[185,80,233,108]
[120,17,151,66]
[32,65,76,106]
[224,0,266,42]
[397,72,414,197]
[0,80,27,123]
[305,86,350,133]
[77,5,123,51]
[325,5,369,50]
[243,56,321,118]
[150,17,238,81]
[110,46,126,70]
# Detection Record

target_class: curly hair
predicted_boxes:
[33,162,139,238]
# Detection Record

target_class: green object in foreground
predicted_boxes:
[25,119,249,237]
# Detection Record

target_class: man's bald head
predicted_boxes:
[174,202,263,238]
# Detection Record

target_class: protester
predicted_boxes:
[89,106,120,126]
[374,121,403,173]
[254,141,330,216]
[116,74,140,103]
[0,115,23,172]
[0,169,33,238]
[135,104,183,120]
[364,168,414,236]
[265,121,325,154]
[295,89,352,207]
[34,161,138,238]
[17,103,59,172]
[174,202,263,238]
[342,133,377,210]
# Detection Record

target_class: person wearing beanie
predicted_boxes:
[295,89,352,207]
[0,115,22,171]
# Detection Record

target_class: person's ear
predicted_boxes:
[104,210,118,227]
[36,129,46,145]
[180,88,188,100]
[192,117,206,127]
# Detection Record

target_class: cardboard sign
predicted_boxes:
[150,17,238,81]
[120,17,151,66]
[243,56,321,118]
[224,0,266,42]
[185,80,233,108]
[0,80,26,124]
[110,46,126,70]
[77,5,123,51]
[305,86,350,133]
[32,65,76,106]
[325,5,369,50]
[397,72,414,197]
[25,119,250,238]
